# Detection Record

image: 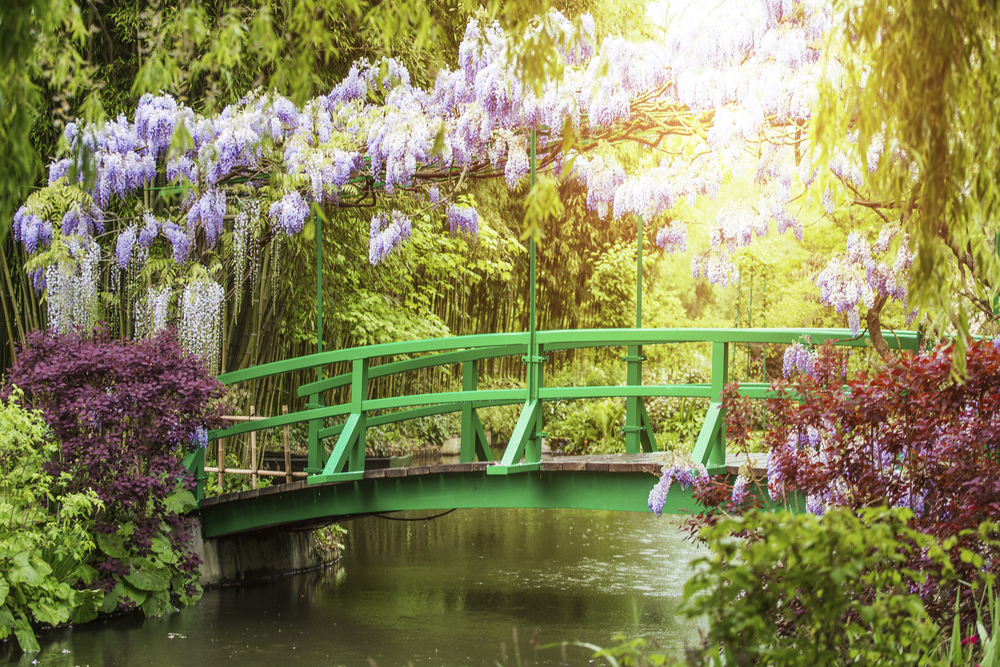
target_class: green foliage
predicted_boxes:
[0,387,103,652]
[683,507,954,666]
[91,498,203,620]
[587,241,636,328]
[816,0,1000,357]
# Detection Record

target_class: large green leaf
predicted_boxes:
[120,580,147,607]
[165,489,197,515]
[96,531,127,559]
[13,616,39,653]
[70,589,103,624]
[28,598,69,626]
[8,552,50,586]
[99,583,121,613]
[150,535,177,565]
[0,575,9,604]
[141,589,171,617]
[124,558,171,592]
[0,605,14,637]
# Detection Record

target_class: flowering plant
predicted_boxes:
[4,328,227,612]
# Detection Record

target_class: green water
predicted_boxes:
[2,508,704,666]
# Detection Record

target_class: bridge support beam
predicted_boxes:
[488,399,542,474]
[461,360,493,463]
[308,359,368,484]
[692,342,728,473]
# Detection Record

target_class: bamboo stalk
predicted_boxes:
[283,405,291,484]
[0,243,26,345]
[217,438,225,489]
[204,467,308,478]
[250,405,257,490]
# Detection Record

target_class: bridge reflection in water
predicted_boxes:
[188,328,920,537]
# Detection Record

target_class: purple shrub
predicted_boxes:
[5,328,227,603]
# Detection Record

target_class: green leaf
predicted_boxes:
[8,552,50,586]
[0,605,13,637]
[100,584,121,613]
[142,589,171,617]
[71,589,103,624]
[0,575,8,605]
[120,580,147,607]
[96,531,127,559]
[124,559,171,592]
[165,489,198,515]
[28,599,69,626]
[13,616,38,653]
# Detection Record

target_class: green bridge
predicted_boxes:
[187,327,921,538]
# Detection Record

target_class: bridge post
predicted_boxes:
[693,341,729,473]
[306,210,327,475]
[461,360,494,463]
[623,346,658,454]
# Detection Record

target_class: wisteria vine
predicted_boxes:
[12,0,903,367]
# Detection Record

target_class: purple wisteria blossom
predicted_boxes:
[369,211,413,265]
[269,191,311,236]
[782,342,815,378]
[447,204,479,236]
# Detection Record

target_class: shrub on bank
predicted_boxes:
[3,328,226,633]
[0,389,102,652]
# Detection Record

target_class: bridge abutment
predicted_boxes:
[190,517,342,587]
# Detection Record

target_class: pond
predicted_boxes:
[2,507,705,666]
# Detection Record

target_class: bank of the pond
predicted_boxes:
[1,507,704,666]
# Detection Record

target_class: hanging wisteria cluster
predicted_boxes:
[647,461,708,517]
[44,238,100,334]
[179,280,225,374]
[815,226,912,336]
[11,0,906,368]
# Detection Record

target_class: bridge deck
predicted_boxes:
[200,452,765,509]
[197,453,766,537]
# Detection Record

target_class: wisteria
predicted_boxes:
[369,211,413,265]
[179,280,225,374]
[10,0,907,369]
[268,191,311,236]
[815,229,912,336]
[782,342,816,378]
[136,285,172,339]
[647,460,708,517]
[731,474,750,504]
[44,238,100,334]
[446,204,479,237]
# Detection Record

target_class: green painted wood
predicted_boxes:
[537,327,921,350]
[363,388,526,412]
[210,403,352,440]
[639,401,657,453]
[219,332,531,385]
[183,449,206,502]
[538,385,713,400]
[692,402,726,472]
[461,360,476,462]
[492,400,541,472]
[297,345,526,398]
[198,470,700,538]
[317,412,365,479]
[217,328,918,387]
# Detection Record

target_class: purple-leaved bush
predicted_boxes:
[4,327,227,601]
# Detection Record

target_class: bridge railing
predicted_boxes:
[190,328,921,497]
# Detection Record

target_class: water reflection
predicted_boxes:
[2,508,704,666]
